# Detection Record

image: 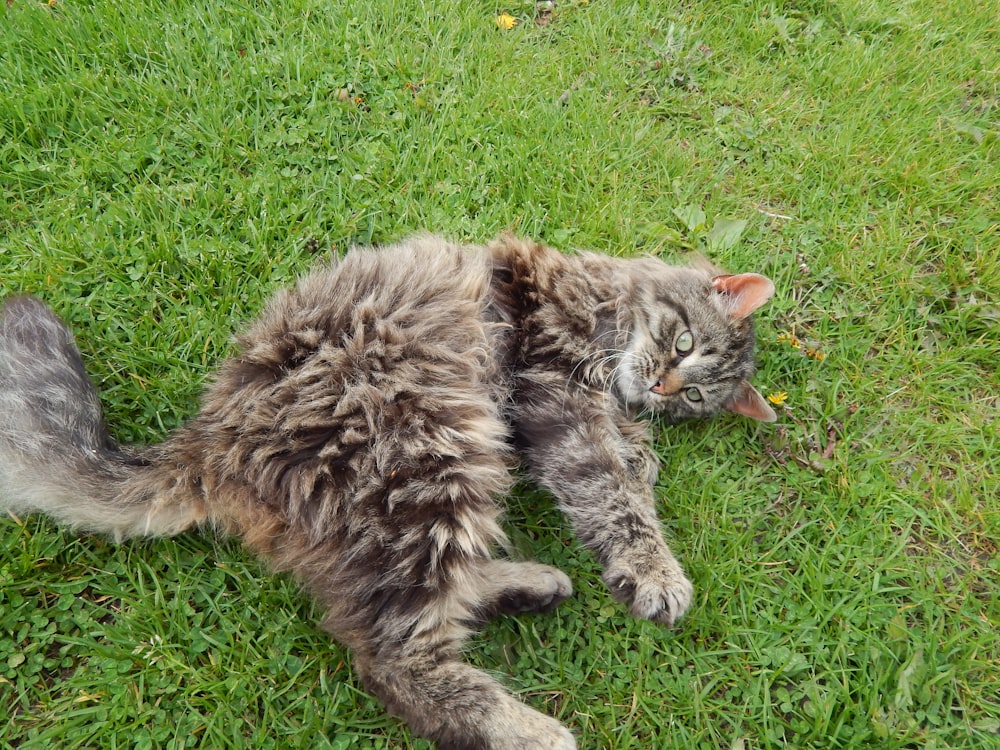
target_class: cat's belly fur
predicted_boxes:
[148,240,517,636]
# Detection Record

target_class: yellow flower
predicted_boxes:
[495,12,518,30]
[767,391,789,406]
[776,331,801,348]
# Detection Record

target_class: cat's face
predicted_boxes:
[614,265,776,423]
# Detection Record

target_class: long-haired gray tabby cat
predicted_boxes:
[0,234,776,749]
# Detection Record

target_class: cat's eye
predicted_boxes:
[685,387,703,402]
[676,330,694,355]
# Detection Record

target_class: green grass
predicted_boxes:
[1,0,997,747]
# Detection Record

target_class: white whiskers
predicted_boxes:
[561,327,650,418]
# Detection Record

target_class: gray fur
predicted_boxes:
[0,235,775,749]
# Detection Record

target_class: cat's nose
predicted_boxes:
[650,372,683,396]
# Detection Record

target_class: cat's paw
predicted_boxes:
[472,695,576,750]
[496,563,573,616]
[602,558,693,626]
[500,707,577,750]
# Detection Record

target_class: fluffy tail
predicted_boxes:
[0,296,201,540]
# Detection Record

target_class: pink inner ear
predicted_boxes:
[724,380,777,422]
[711,274,776,319]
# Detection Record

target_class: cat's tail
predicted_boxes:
[0,296,203,540]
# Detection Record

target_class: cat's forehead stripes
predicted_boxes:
[652,296,693,327]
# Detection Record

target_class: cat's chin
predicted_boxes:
[619,388,697,423]
[612,369,654,412]
[617,380,668,414]
[616,387,653,414]
[619,391,673,419]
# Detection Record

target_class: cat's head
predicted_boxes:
[614,262,776,423]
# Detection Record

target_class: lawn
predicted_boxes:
[1,0,997,748]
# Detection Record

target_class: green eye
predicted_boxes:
[676,330,694,354]
[685,387,703,402]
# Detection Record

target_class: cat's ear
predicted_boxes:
[724,380,777,422]
[711,274,775,319]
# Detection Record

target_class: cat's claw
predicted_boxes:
[602,560,693,627]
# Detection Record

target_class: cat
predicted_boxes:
[0,234,775,749]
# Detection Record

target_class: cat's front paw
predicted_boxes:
[602,558,693,626]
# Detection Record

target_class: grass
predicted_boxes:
[1,0,997,747]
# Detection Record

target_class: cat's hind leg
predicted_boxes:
[348,585,577,750]
[298,392,575,746]
[312,530,575,748]
[309,529,574,747]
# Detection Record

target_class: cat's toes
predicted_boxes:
[496,563,573,615]
[510,716,577,750]
[603,561,693,627]
[481,697,576,750]
[527,566,573,613]
[541,722,577,750]
[630,572,693,626]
